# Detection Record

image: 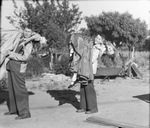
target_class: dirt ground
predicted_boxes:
[0,68,149,128]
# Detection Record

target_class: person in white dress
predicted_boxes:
[92,35,106,75]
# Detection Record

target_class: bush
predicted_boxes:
[101,54,116,67]
[26,56,45,78]
[41,54,51,69]
[100,52,125,68]
[53,54,71,76]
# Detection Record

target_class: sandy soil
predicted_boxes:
[0,68,149,128]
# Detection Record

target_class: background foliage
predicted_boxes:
[6,0,149,78]
[85,11,148,51]
[7,0,82,77]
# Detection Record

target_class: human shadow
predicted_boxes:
[47,90,80,109]
[0,91,35,104]
[133,93,150,103]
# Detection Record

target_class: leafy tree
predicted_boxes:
[22,0,66,49]
[7,0,82,50]
[55,0,82,33]
[142,37,150,51]
[79,27,91,37]
[85,11,148,56]
[6,0,83,74]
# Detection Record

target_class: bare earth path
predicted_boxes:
[0,69,149,128]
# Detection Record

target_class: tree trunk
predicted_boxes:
[128,44,135,60]
[131,46,135,59]
[128,45,131,59]
[49,48,54,71]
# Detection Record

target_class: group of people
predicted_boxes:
[2,27,115,120]
[68,34,109,114]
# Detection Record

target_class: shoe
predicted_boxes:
[76,109,86,113]
[85,108,98,114]
[15,113,31,120]
[4,112,17,115]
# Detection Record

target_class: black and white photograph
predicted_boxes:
[0,0,149,128]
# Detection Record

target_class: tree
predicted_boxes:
[6,0,83,74]
[142,37,150,51]
[6,0,82,50]
[22,0,66,49]
[79,28,91,37]
[85,11,148,57]
[55,0,82,33]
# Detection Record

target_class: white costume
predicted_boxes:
[92,44,106,74]
[92,35,106,75]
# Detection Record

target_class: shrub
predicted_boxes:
[99,53,125,68]
[98,50,149,70]
[53,54,71,76]
[26,55,45,78]
[41,54,51,69]
[101,54,115,67]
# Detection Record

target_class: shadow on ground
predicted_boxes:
[0,91,35,104]
[133,93,150,103]
[47,90,80,109]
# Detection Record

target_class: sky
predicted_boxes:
[1,0,150,30]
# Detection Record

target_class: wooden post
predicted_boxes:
[55,53,57,61]
[49,48,54,71]
[131,46,135,60]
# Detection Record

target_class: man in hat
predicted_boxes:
[4,28,47,120]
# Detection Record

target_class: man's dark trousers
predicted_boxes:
[7,70,30,115]
[80,81,97,110]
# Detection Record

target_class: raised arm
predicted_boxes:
[21,34,41,46]
[8,43,33,62]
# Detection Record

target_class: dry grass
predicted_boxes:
[122,51,149,69]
